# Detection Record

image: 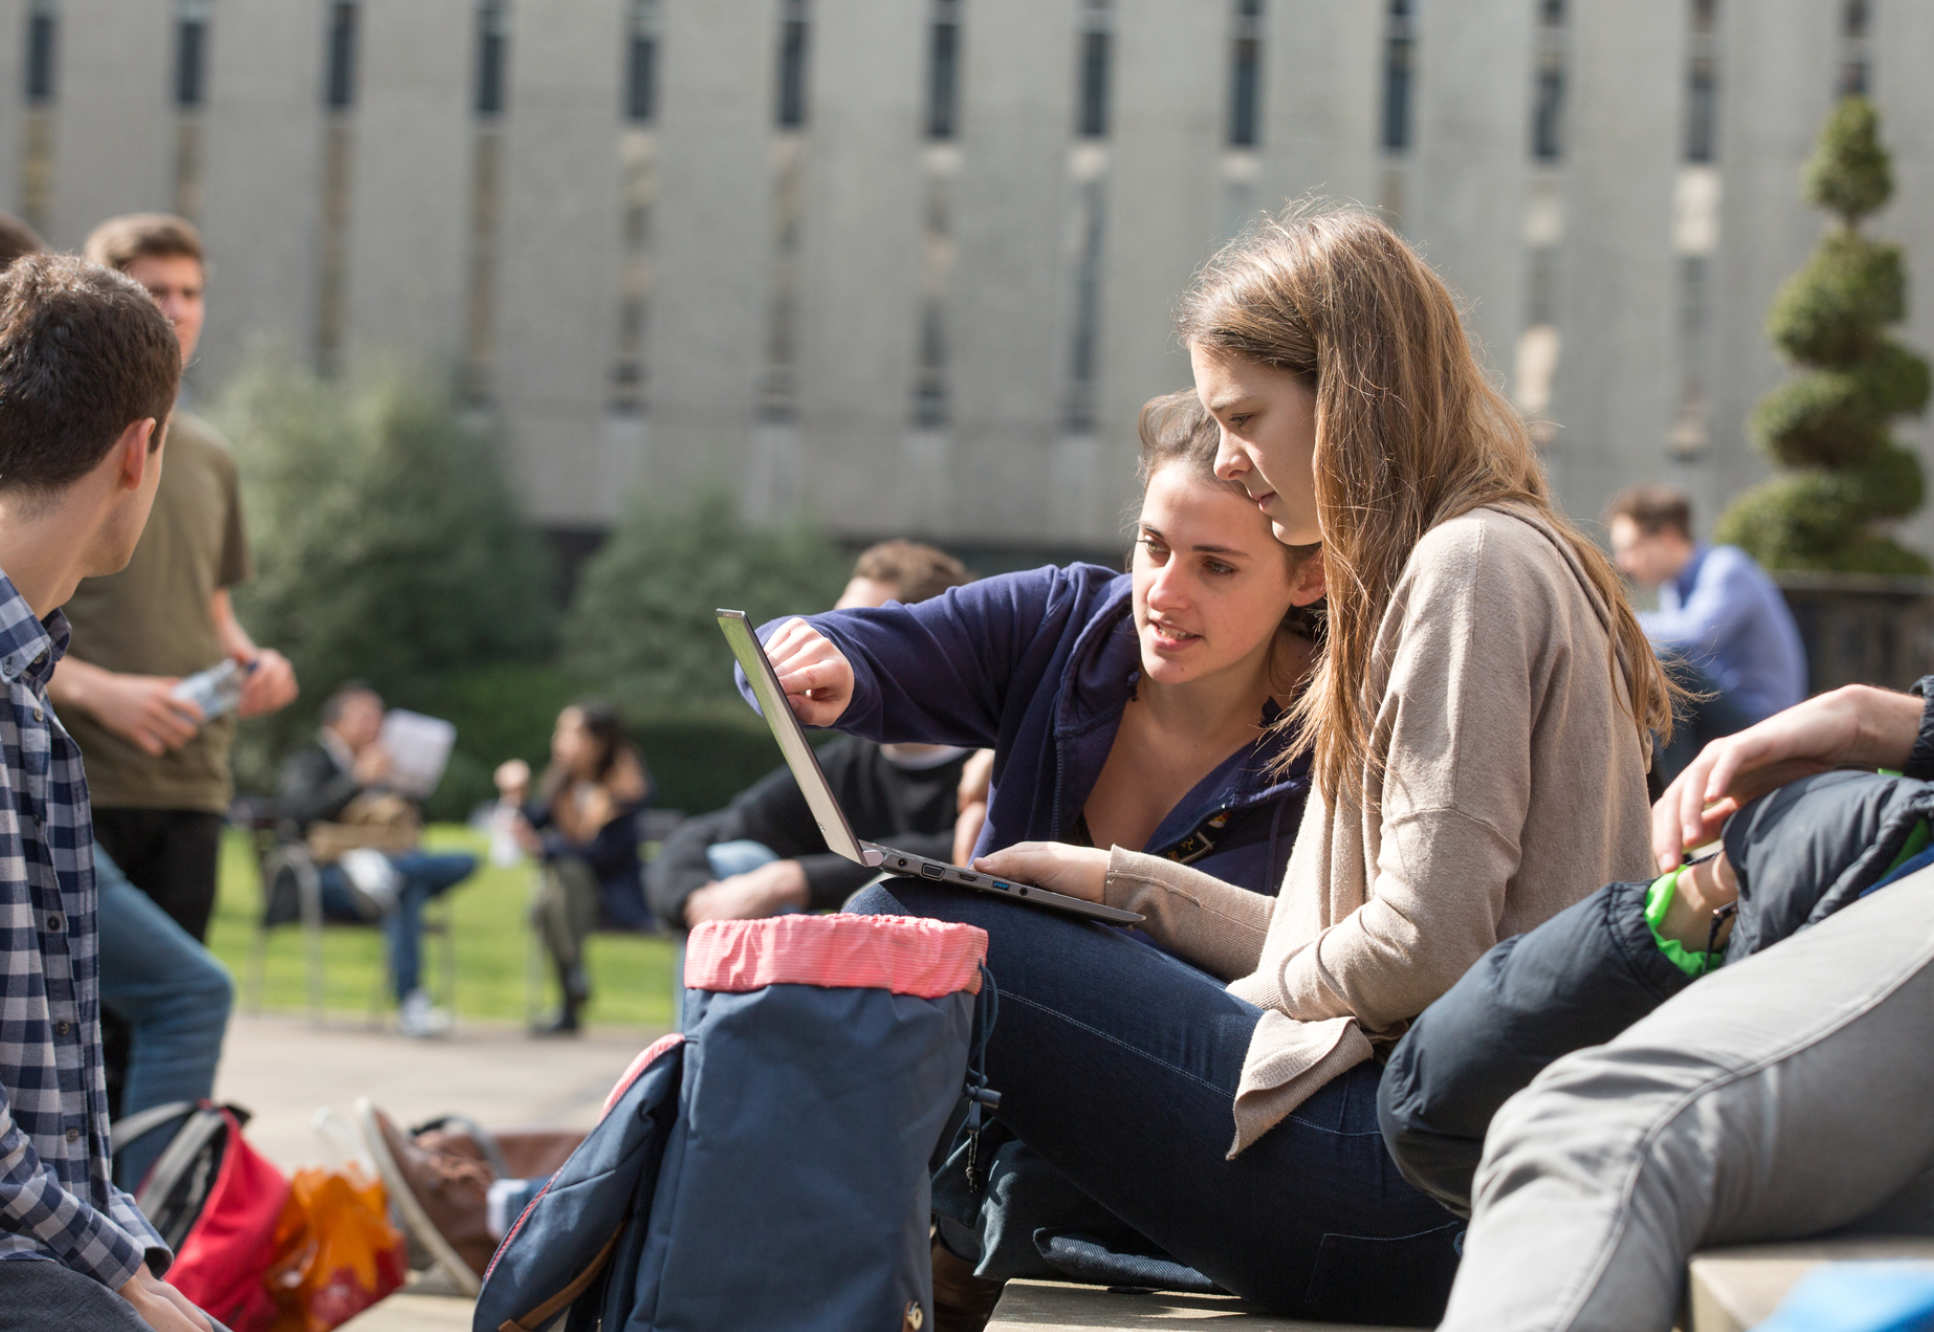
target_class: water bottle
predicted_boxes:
[170,659,251,723]
[488,801,525,868]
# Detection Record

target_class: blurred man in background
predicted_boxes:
[1608,484,1807,787]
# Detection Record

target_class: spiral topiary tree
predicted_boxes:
[1716,96,1932,575]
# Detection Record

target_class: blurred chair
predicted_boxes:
[240,805,456,1027]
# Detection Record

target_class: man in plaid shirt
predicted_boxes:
[0,254,215,1330]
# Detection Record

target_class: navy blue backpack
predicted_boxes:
[474,912,991,1331]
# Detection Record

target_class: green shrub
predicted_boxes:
[561,490,851,714]
[1806,95,1892,220]
[1767,234,1904,365]
[1848,442,1928,523]
[1721,95,1931,574]
[221,357,560,800]
[414,664,792,821]
[1749,371,1885,468]
[630,706,811,814]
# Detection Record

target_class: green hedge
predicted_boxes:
[402,661,798,822]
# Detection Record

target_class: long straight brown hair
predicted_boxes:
[1177,203,1673,801]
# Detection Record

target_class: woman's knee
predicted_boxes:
[844,877,920,917]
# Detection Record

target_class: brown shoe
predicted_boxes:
[931,1236,1004,1332]
[355,1098,494,1295]
[414,1119,584,1184]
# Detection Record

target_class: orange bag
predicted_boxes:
[264,1163,408,1332]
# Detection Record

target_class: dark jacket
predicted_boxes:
[746,564,1311,896]
[645,737,967,929]
[526,792,652,932]
[1378,680,1934,1215]
[276,739,364,830]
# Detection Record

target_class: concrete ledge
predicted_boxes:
[338,1288,472,1331]
[1688,1236,1934,1332]
[986,1279,1413,1329]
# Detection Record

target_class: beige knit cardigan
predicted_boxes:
[1101,504,1654,1155]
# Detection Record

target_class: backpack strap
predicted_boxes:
[132,1105,230,1212]
[110,1101,198,1156]
[495,1226,624,1332]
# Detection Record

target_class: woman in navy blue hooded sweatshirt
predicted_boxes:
[749,388,1323,1307]
[757,388,1324,907]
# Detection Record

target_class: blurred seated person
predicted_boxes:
[645,539,976,936]
[1608,484,1807,787]
[494,701,652,1036]
[277,682,478,1038]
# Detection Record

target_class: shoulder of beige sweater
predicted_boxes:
[1401,505,1583,606]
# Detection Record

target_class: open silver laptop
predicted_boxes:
[717,610,1144,926]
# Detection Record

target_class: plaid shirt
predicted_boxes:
[0,573,164,1286]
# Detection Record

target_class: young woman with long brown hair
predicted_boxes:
[495,701,651,1034]
[773,205,1672,1325]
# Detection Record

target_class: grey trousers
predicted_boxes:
[0,1258,226,1331]
[1441,868,1934,1332]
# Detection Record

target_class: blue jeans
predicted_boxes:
[319,851,477,1000]
[96,847,234,1190]
[846,878,1463,1324]
[0,1257,229,1331]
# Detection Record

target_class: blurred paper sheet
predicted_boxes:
[378,709,455,798]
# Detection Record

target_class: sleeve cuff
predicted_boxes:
[1642,865,1720,978]
[69,1215,149,1292]
[1906,677,1934,781]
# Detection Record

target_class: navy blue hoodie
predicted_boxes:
[749,563,1310,895]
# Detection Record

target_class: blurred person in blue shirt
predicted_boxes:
[1608,484,1807,786]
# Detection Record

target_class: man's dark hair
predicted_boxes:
[1607,484,1693,540]
[82,212,204,273]
[0,213,45,270]
[852,539,970,605]
[0,254,179,496]
[320,681,381,726]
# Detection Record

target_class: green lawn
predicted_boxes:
[205,826,680,1031]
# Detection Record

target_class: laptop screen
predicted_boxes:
[716,610,872,866]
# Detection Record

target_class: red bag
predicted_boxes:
[115,1102,292,1332]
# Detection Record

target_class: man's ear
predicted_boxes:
[112,418,160,492]
[1288,552,1326,607]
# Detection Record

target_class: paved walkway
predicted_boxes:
[217,1011,667,1330]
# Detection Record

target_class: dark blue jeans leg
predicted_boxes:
[381,851,477,1000]
[96,846,235,1190]
[0,1260,174,1331]
[847,879,1462,1324]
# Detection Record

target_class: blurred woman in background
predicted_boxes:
[496,701,651,1036]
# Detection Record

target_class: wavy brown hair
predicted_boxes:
[1177,203,1673,799]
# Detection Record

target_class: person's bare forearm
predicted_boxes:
[208,588,257,660]
[1845,684,1925,771]
[47,653,111,716]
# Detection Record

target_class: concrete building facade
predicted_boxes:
[4,0,1923,558]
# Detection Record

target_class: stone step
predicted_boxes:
[338,1288,472,1331]
[1686,1236,1934,1332]
[985,1279,1413,1330]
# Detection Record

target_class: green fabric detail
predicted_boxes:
[1644,865,1718,978]
[1884,819,1931,877]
